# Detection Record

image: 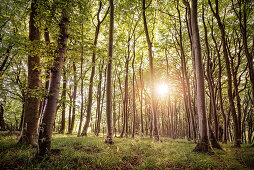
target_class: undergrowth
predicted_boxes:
[0,132,253,169]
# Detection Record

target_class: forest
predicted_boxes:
[0,0,254,169]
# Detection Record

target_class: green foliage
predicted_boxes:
[0,133,254,169]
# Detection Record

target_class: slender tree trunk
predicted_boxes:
[132,39,136,138]
[210,22,227,143]
[19,0,41,146]
[208,0,240,147]
[183,1,198,142]
[19,102,25,131]
[77,37,84,136]
[120,56,129,138]
[176,5,192,140]
[0,103,5,130]
[82,2,108,136]
[139,53,144,136]
[41,28,51,116]
[105,0,114,144]
[113,75,117,137]
[202,10,219,140]
[68,85,72,134]
[230,45,243,143]
[95,60,104,136]
[237,0,254,104]
[70,63,77,134]
[142,0,160,142]
[37,3,71,156]
[59,62,66,134]
[97,68,106,136]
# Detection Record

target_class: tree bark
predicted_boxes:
[113,75,117,137]
[37,2,71,156]
[189,0,210,152]
[68,85,72,134]
[202,9,219,140]
[0,103,5,130]
[210,21,227,143]
[142,0,160,142]
[105,0,114,144]
[208,0,240,147]
[69,62,77,134]
[120,53,130,138]
[176,5,192,140]
[19,0,41,146]
[59,61,66,134]
[235,0,254,104]
[77,35,84,136]
[82,2,108,136]
[132,37,136,138]
[95,60,104,136]
[139,53,144,136]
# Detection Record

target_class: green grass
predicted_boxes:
[0,132,253,169]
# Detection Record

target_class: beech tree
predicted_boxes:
[1,0,253,154]
[37,1,72,156]
[82,1,109,136]
[142,0,160,142]
[208,0,240,147]
[105,0,114,144]
[19,0,41,146]
[188,0,210,152]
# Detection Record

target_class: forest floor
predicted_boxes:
[0,131,254,169]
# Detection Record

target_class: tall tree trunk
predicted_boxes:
[176,5,192,140]
[188,0,210,152]
[120,55,129,138]
[202,9,219,140]
[113,75,117,137]
[41,28,51,116]
[82,2,108,136]
[132,38,136,138]
[70,63,77,134]
[210,21,227,143]
[184,1,198,142]
[139,53,144,136]
[229,41,244,143]
[105,0,114,144]
[59,62,66,134]
[97,67,106,136]
[37,2,71,156]
[68,85,72,134]
[235,0,254,104]
[95,60,104,136]
[142,0,160,142]
[19,0,41,146]
[208,0,240,147]
[77,35,84,136]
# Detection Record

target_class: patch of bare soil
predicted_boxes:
[72,142,102,153]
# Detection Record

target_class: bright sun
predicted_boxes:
[155,83,169,97]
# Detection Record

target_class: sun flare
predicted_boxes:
[155,83,169,97]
